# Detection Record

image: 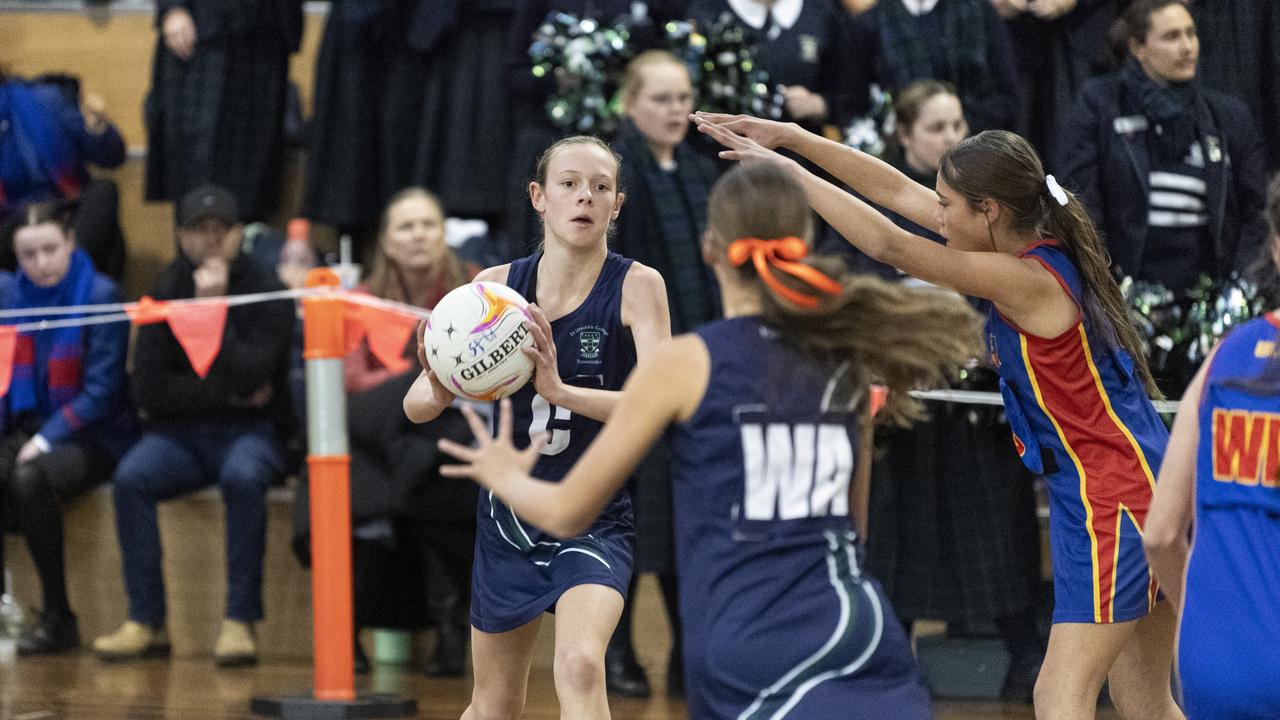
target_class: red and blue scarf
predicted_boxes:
[6,248,94,421]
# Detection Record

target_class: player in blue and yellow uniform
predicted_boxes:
[404,135,671,719]
[437,162,979,719]
[1146,176,1280,720]
[695,114,1183,720]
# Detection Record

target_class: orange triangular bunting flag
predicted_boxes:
[343,304,369,356]
[359,304,417,374]
[127,295,171,325]
[0,326,16,396]
[168,300,229,378]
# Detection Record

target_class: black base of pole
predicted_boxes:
[250,693,418,719]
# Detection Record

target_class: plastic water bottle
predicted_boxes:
[277,218,315,291]
[0,570,25,662]
[281,219,313,266]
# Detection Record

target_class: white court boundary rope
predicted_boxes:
[910,388,1180,414]
[0,290,1181,411]
[0,287,433,333]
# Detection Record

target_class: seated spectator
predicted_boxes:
[1057,0,1268,297]
[293,188,479,675]
[0,201,137,655]
[350,189,478,676]
[857,0,1021,133]
[345,189,475,393]
[93,184,295,666]
[605,49,719,698]
[0,71,127,279]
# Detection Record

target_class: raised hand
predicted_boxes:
[690,112,800,150]
[193,257,229,298]
[438,400,547,489]
[693,115,798,169]
[161,7,197,60]
[781,86,828,123]
[1028,0,1076,20]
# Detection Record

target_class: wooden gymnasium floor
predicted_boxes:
[0,490,1120,719]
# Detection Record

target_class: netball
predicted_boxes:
[426,282,536,401]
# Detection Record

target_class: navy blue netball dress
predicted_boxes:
[667,316,931,720]
[469,251,638,633]
[1179,312,1280,719]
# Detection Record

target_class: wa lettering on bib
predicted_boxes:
[737,410,856,523]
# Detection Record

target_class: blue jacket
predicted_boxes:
[0,271,138,459]
[0,81,125,218]
[1056,71,1269,283]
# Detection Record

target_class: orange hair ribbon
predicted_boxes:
[726,237,842,309]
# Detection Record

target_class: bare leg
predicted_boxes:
[1106,602,1184,720]
[552,584,625,720]
[460,618,542,720]
[1034,620,1138,720]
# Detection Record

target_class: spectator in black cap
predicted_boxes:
[93,183,296,666]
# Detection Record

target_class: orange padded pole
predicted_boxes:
[308,455,354,701]
[302,275,355,701]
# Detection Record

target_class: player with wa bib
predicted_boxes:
[403,135,670,719]
[438,163,982,719]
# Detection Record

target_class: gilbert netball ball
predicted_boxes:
[426,282,536,401]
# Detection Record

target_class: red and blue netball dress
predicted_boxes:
[1179,312,1280,719]
[667,316,930,720]
[986,241,1168,624]
[469,251,638,633]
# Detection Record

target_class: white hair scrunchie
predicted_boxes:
[1045,174,1069,207]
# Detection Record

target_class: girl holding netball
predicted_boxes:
[694,114,1183,720]
[1143,175,1280,720]
[439,161,981,719]
[404,136,670,719]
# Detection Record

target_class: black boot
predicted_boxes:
[18,610,79,655]
[424,620,468,677]
[605,637,651,698]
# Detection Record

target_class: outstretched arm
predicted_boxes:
[439,335,708,538]
[695,118,1065,325]
[693,112,941,233]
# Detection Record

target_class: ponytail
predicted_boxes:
[1038,190,1163,398]
[762,257,982,425]
[708,163,981,425]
